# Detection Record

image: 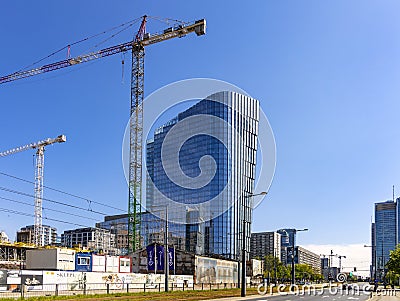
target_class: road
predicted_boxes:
[207,283,372,301]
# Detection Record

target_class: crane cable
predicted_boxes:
[17,16,143,73]
[0,171,125,212]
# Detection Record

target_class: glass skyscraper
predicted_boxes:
[374,200,397,280]
[144,91,260,260]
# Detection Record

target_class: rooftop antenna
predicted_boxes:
[393,185,395,202]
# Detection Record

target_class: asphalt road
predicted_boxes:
[223,283,372,301]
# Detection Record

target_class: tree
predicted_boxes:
[386,244,400,287]
[386,245,400,275]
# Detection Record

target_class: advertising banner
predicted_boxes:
[156,245,164,271]
[147,245,156,271]
[154,245,175,271]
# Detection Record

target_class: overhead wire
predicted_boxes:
[0,186,107,216]
[0,195,98,221]
[0,171,125,212]
[0,207,92,228]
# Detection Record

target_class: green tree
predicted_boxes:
[263,255,280,279]
[386,245,400,275]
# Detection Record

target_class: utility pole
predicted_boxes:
[274,246,277,285]
[241,219,247,297]
[164,206,169,292]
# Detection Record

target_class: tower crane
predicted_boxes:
[0,16,206,252]
[337,254,346,273]
[0,135,66,246]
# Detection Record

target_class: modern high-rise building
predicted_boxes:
[277,228,296,264]
[250,231,281,260]
[370,222,376,279]
[145,91,260,260]
[16,225,57,246]
[374,200,397,280]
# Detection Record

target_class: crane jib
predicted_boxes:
[0,19,205,85]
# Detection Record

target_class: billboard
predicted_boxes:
[195,256,238,284]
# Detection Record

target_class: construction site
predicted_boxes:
[0,15,206,249]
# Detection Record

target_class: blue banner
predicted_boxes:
[156,245,164,271]
[154,246,175,271]
[147,245,156,271]
[168,247,175,271]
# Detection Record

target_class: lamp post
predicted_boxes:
[241,191,267,297]
[291,228,308,287]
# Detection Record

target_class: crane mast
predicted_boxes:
[0,135,66,246]
[0,16,206,253]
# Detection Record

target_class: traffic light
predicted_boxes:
[354,267,357,272]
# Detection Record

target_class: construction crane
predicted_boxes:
[0,135,66,246]
[0,16,206,253]
[337,254,346,273]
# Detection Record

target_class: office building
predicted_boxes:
[374,200,397,280]
[96,214,129,254]
[250,231,281,260]
[97,212,187,254]
[370,222,376,279]
[277,228,296,264]
[145,91,260,260]
[294,246,321,274]
[61,227,116,254]
[16,225,57,246]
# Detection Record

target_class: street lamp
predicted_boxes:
[241,191,267,297]
[291,228,308,287]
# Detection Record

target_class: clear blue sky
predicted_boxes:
[0,1,399,246]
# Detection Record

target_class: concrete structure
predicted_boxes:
[250,231,281,260]
[17,225,57,246]
[291,246,321,274]
[145,91,260,260]
[0,242,35,270]
[26,248,75,270]
[61,227,116,254]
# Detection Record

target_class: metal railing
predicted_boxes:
[0,282,257,299]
